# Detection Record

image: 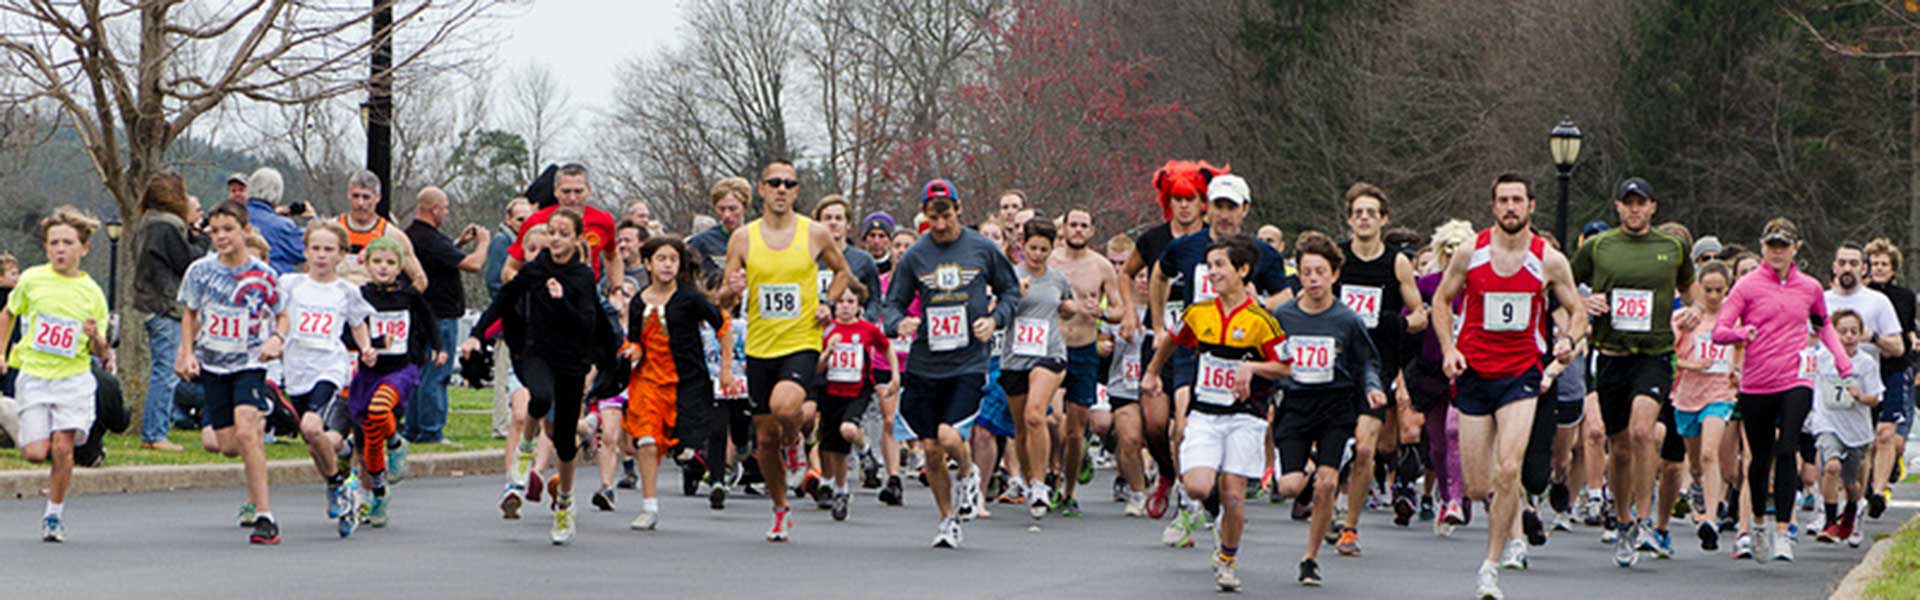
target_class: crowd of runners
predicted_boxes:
[4,159,1917,599]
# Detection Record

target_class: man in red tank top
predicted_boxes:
[1431,173,1587,600]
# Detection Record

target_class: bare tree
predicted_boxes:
[503,60,573,172]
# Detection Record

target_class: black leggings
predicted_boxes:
[1522,394,1558,497]
[520,355,589,463]
[1736,388,1812,524]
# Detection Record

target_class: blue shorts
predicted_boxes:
[1674,401,1734,438]
[1452,367,1542,417]
[1170,348,1197,392]
[1881,370,1912,437]
[1064,344,1101,407]
[201,369,270,430]
[895,372,984,443]
[977,355,1017,438]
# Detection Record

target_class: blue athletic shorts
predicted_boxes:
[1674,401,1734,438]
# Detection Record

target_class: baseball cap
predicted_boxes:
[1691,236,1723,261]
[1761,218,1799,246]
[1207,175,1250,205]
[1582,221,1610,237]
[862,212,896,237]
[225,172,249,186]
[921,179,959,206]
[1615,177,1655,202]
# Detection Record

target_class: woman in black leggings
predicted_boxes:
[462,208,609,545]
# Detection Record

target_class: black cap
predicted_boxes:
[1615,177,1655,202]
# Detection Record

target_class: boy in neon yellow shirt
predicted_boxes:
[0,206,111,543]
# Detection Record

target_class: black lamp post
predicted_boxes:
[104,213,122,310]
[1550,118,1583,246]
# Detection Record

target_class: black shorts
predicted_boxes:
[1406,359,1451,413]
[873,370,894,386]
[1595,353,1673,437]
[1453,367,1542,417]
[201,369,270,430]
[1273,388,1358,474]
[291,382,351,433]
[1064,344,1101,406]
[1659,403,1687,463]
[817,386,873,454]
[1000,358,1065,397]
[725,397,754,449]
[899,372,987,442]
[747,350,820,415]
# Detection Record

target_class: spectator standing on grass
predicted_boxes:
[133,172,206,452]
[403,187,489,444]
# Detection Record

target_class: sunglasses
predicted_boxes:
[764,178,800,189]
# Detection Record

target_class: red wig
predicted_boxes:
[1151,160,1228,221]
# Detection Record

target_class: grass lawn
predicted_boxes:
[0,387,503,471]
[1869,516,1920,600]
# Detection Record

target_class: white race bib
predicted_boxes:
[1611,289,1654,332]
[1823,377,1857,411]
[1341,285,1383,329]
[1195,353,1240,406]
[826,342,863,383]
[758,283,802,320]
[1797,347,1820,381]
[1122,353,1142,381]
[1290,336,1336,385]
[291,305,342,346]
[201,304,250,354]
[1694,333,1733,375]
[30,313,81,359]
[1012,317,1050,357]
[927,305,968,352]
[1162,301,1185,336]
[371,310,411,356]
[1192,264,1216,302]
[1483,292,1533,333]
[817,270,835,302]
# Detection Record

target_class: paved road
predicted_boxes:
[0,466,1909,599]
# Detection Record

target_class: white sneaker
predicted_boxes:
[1847,527,1865,548]
[1214,557,1242,592]
[1475,562,1503,599]
[1124,492,1148,518]
[1500,539,1529,570]
[1771,529,1794,562]
[550,507,575,545]
[933,517,962,548]
[1753,525,1773,563]
[629,509,658,531]
[782,444,808,486]
[1029,483,1050,520]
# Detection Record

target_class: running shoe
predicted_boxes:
[861,457,882,490]
[1475,562,1503,600]
[41,515,64,543]
[1325,522,1344,547]
[880,475,905,507]
[1688,483,1706,516]
[1499,539,1529,570]
[389,437,410,482]
[1753,525,1773,563]
[1788,521,1801,543]
[366,496,389,528]
[338,497,360,538]
[681,465,701,497]
[327,484,346,519]
[997,481,1027,505]
[710,479,729,510]
[1771,529,1794,562]
[1443,500,1466,526]
[1112,477,1130,503]
[1549,481,1572,515]
[1613,524,1638,567]
[551,506,574,545]
[783,444,808,485]
[1434,514,1456,538]
[1819,523,1844,544]
[767,508,792,543]
[1698,519,1720,552]
[249,516,280,545]
[1672,495,1692,519]
[961,466,983,522]
[1522,509,1547,546]
[1732,531,1754,559]
[545,474,561,511]
[1078,452,1094,485]
[933,516,962,549]
[1393,493,1416,527]
[1868,489,1888,519]
[236,503,258,528]
[618,459,639,490]
[1163,509,1196,547]
[1299,558,1323,587]
[592,488,617,512]
[1336,529,1361,556]
[1059,498,1082,518]
[1124,492,1147,517]
[525,469,545,504]
[1213,556,1241,592]
[1635,519,1658,553]
[1847,527,1865,548]
[832,492,850,522]
[1582,494,1604,527]
[1419,495,1436,522]
[1653,528,1673,559]
[1029,484,1050,520]
[1146,477,1173,519]
[1291,493,1313,521]
[1552,512,1575,533]
[630,508,659,530]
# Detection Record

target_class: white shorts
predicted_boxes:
[15,371,96,447]
[1178,411,1268,479]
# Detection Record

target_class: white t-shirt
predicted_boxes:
[1825,287,1902,358]
[278,274,375,396]
[1807,346,1881,448]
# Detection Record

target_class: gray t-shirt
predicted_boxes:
[1825,287,1901,358]
[883,229,1021,376]
[1000,266,1072,371]
[1270,299,1382,394]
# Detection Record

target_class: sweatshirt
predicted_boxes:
[1711,260,1851,395]
[883,228,1020,376]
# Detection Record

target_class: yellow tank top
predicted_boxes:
[745,216,821,357]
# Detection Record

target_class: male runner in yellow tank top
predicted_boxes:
[721,159,862,542]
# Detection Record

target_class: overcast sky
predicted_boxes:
[484,0,683,153]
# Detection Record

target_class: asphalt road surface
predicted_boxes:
[0,467,1909,599]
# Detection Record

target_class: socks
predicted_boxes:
[45,502,63,518]
[642,497,660,513]
[556,493,572,510]
[329,472,348,487]
[1826,502,1839,525]
[256,511,275,524]
[1219,545,1238,564]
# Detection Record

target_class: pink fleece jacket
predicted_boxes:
[1711,260,1851,394]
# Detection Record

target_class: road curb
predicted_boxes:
[1830,510,1917,600]
[0,450,503,499]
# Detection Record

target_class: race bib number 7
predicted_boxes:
[1611,289,1654,332]
[31,314,81,359]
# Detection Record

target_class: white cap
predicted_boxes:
[1207,174,1250,205]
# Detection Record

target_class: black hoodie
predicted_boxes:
[469,249,611,368]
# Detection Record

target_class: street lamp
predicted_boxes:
[1550,118,1583,247]
[104,213,122,310]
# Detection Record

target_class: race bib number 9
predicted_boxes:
[826,342,863,383]
[1290,336,1336,385]
[372,310,411,356]
[31,314,81,359]
[758,283,802,320]
[202,304,250,354]
[1195,353,1240,406]
[1012,317,1050,357]
[1611,289,1654,332]
[1483,293,1533,333]
[1341,285,1382,329]
[928,305,968,352]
